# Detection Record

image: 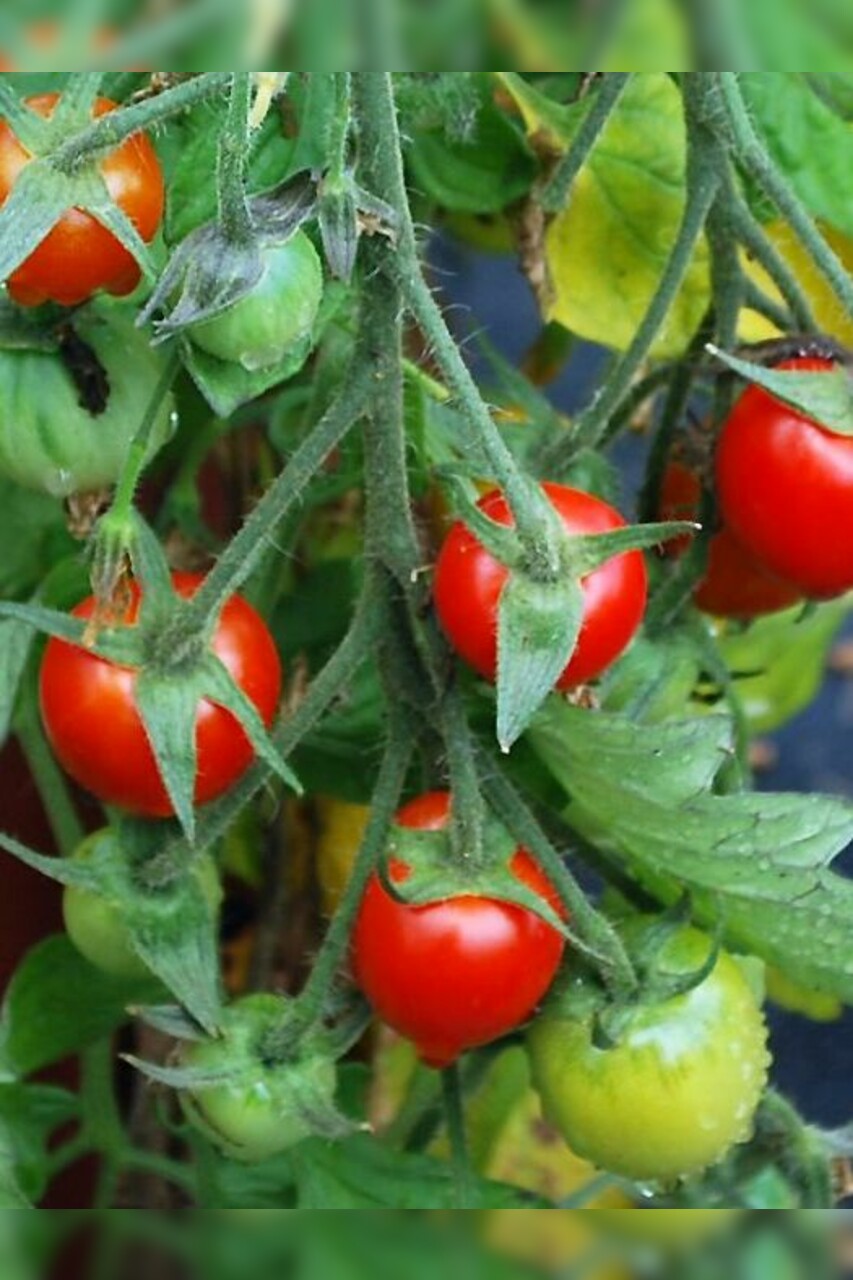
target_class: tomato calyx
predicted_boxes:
[709,342,853,440]
[129,993,360,1152]
[140,172,317,339]
[374,814,571,940]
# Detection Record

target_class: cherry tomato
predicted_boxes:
[0,93,164,307]
[62,829,222,978]
[180,994,337,1162]
[716,357,853,599]
[187,231,323,372]
[433,483,648,688]
[528,926,770,1182]
[659,461,800,619]
[351,791,566,1069]
[39,572,281,818]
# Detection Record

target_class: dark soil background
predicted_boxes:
[432,234,853,1128]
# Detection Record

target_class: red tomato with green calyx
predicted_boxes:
[660,461,800,619]
[39,572,281,818]
[433,483,648,689]
[0,94,164,307]
[351,791,566,1069]
[716,357,853,600]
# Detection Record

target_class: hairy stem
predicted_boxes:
[541,74,631,212]
[217,72,254,243]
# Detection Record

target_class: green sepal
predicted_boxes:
[0,615,34,745]
[134,670,204,843]
[0,833,99,889]
[60,823,224,1036]
[708,344,853,438]
[318,173,360,283]
[569,519,699,575]
[0,162,71,282]
[139,174,316,339]
[130,1005,209,1042]
[496,572,585,752]
[435,470,529,564]
[377,820,572,942]
[127,512,182,624]
[124,1056,234,1091]
[179,328,314,417]
[200,654,301,796]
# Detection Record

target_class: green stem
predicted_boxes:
[542,113,719,467]
[723,176,816,331]
[183,366,370,631]
[120,1148,197,1195]
[192,585,382,853]
[51,73,233,172]
[706,196,744,350]
[217,73,253,244]
[541,74,631,212]
[327,72,352,182]
[16,702,84,858]
[478,756,638,998]
[291,706,413,1033]
[717,72,853,319]
[441,1062,475,1209]
[743,279,797,333]
[353,71,563,582]
[110,350,181,522]
[440,687,487,865]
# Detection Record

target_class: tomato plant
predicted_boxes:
[0,94,164,307]
[352,792,565,1068]
[434,484,648,688]
[716,356,853,600]
[40,573,281,817]
[528,926,770,1182]
[0,53,849,1259]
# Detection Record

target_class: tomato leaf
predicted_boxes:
[0,935,158,1078]
[528,702,853,1001]
[708,345,853,438]
[739,76,853,235]
[0,1084,77,1204]
[497,573,584,752]
[545,73,710,356]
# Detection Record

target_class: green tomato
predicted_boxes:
[180,994,337,1162]
[188,231,323,372]
[528,926,770,1183]
[63,830,221,979]
[0,303,175,498]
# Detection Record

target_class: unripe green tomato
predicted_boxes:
[187,232,323,372]
[528,926,770,1183]
[180,994,337,1162]
[63,831,221,979]
[0,303,175,498]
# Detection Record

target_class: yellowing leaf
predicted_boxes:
[545,74,710,357]
[740,218,853,347]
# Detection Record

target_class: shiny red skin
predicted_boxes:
[660,461,801,619]
[0,94,164,307]
[39,572,282,818]
[716,357,853,600]
[351,791,566,1069]
[433,483,648,689]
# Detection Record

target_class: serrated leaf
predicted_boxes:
[497,574,584,751]
[0,936,158,1078]
[545,73,709,356]
[708,345,853,438]
[528,702,853,1000]
[494,72,586,151]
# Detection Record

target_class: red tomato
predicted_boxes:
[0,93,164,307]
[351,791,566,1069]
[433,484,648,688]
[39,573,282,818]
[716,356,853,600]
[660,461,800,619]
